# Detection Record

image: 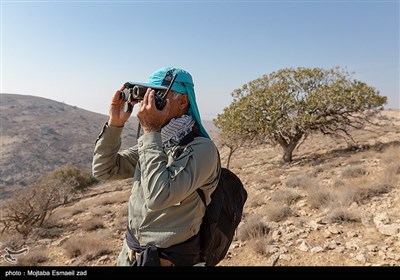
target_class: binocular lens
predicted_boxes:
[132,86,147,100]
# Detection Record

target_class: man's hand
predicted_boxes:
[136,88,171,133]
[108,85,138,127]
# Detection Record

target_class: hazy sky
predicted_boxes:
[1,0,399,120]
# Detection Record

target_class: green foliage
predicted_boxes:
[47,166,98,195]
[214,67,387,162]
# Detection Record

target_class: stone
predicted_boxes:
[310,246,324,253]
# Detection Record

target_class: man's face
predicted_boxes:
[164,90,189,120]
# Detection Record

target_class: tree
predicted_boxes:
[0,166,98,237]
[216,67,387,163]
[214,100,248,168]
[46,165,98,203]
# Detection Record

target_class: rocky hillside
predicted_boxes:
[0,94,139,195]
[0,96,399,266]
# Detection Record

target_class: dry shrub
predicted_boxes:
[379,164,399,185]
[237,215,270,241]
[332,179,345,188]
[71,205,86,216]
[63,232,112,261]
[98,192,128,206]
[82,217,105,232]
[328,207,361,224]
[118,206,128,218]
[306,184,337,209]
[248,195,266,208]
[255,178,281,191]
[312,166,325,176]
[264,202,292,222]
[271,189,301,205]
[93,208,113,217]
[249,238,269,256]
[284,174,312,188]
[16,247,48,266]
[380,144,400,165]
[31,227,63,239]
[340,173,393,204]
[341,165,368,178]
[49,207,76,221]
[356,184,392,202]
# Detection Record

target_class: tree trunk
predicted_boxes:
[226,146,237,169]
[282,143,296,162]
[279,133,303,163]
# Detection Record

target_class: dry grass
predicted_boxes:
[16,247,48,266]
[31,227,64,239]
[306,184,337,209]
[255,178,281,190]
[249,238,269,256]
[63,232,112,261]
[248,195,267,208]
[284,174,312,188]
[70,205,86,216]
[332,179,345,188]
[341,165,368,178]
[271,189,301,205]
[98,191,129,206]
[380,144,400,165]
[237,215,270,241]
[264,202,293,222]
[327,207,361,224]
[82,217,105,232]
[93,208,114,217]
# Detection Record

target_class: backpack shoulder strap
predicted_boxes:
[197,189,207,207]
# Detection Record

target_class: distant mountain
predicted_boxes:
[0,93,219,199]
[0,94,140,198]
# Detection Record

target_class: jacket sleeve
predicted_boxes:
[138,131,220,211]
[92,123,138,180]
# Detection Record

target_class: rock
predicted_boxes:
[345,241,359,251]
[346,230,360,238]
[335,246,345,253]
[310,246,324,253]
[324,240,338,250]
[298,241,309,252]
[327,226,342,235]
[377,224,400,236]
[270,254,280,266]
[366,245,379,252]
[279,254,292,261]
[37,238,52,245]
[373,213,390,226]
[96,255,110,265]
[355,253,367,264]
[271,230,282,240]
[323,230,332,238]
[308,221,322,230]
[386,251,400,261]
[266,245,279,254]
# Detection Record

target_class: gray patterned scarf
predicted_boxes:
[161,115,196,148]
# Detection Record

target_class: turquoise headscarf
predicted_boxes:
[132,67,210,139]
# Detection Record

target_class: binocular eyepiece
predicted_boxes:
[119,84,167,113]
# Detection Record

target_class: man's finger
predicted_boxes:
[111,90,124,106]
[147,90,156,109]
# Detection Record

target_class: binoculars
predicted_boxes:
[119,73,178,113]
[119,84,167,112]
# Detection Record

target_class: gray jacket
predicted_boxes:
[92,124,220,251]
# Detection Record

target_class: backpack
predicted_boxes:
[196,167,247,266]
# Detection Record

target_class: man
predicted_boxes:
[92,67,221,266]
